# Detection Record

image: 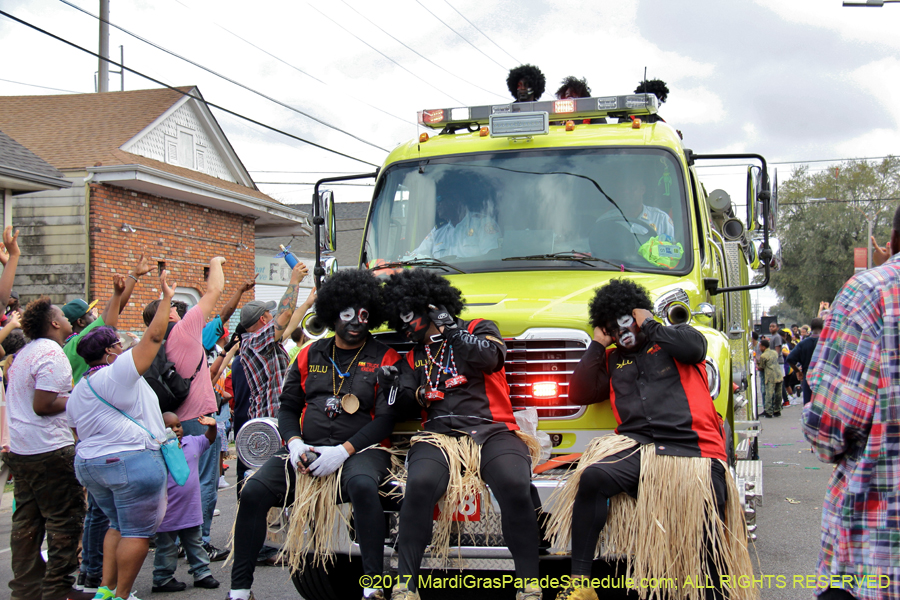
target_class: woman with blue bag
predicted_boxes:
[66,270,178,600]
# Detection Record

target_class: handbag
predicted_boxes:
[85,376,191,486]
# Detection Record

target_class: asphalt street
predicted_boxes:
[0,403,833,600]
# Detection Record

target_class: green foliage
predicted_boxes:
[765,157,900,316]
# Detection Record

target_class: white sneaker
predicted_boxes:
[218,475,228,489]
[213,508,221,517]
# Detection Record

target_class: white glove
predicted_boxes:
[309,444,350,477]
[287,438,311,470]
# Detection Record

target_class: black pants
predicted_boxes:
[396,431,540,591]
[570,448,727,599]
[230,447,392,590]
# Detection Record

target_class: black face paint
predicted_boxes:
[516,87,534,102]
[608,314,646,352]
[334,306,370,345]
[401,310,429,343]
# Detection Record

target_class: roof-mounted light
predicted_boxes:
[418,93,660,130]
[489,111,549,138]
[554,99,576,114]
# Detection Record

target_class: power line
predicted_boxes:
[250,170,361,174]
[169,0,412,126]
[441,0,520,65]
[58,0,389,153]
[257,181,374,186]
[695,155,896,169]
[0,77,83,94]
[0,9,379,168]
[414,0,508,72]
[305,2,465,105]
[781,197,900,206]
[337,0,507,101]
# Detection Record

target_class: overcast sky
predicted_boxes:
[2,0,898,311]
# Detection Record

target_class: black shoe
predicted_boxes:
[763,413,773,418]
[75,572,85,591]
[203,542,229,562]
[82,573,102,592]
[152,578,188,592]
[194,575,220,589]
[774,412,782,417]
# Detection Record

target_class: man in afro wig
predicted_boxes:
[381,269,464,337]
[507,64,546,102]
[316,268,386,334]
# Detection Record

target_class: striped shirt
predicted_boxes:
[803,252,900,599]
[239,320,289,419]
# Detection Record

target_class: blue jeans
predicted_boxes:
[153,526,211,585]
[75,449,167,538]
[80,493,109,576]
[180,417,219,543]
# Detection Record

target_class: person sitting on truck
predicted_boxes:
[409,176,500,260]
[383,269,543,600]
[555,76,606,124]
[546,278,754,600]
[226,269,404,600]
[507,64,546,102]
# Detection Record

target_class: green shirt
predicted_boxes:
[64,315,106,384]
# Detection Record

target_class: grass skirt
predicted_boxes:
[546,434,757,600]
[399,430,540,568]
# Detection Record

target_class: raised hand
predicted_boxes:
[2,226,20,260]
[160,270,176,299]
[112,273,127,294]
[240,278,257,293]
[132,253,153,277]
[592,326,613,347]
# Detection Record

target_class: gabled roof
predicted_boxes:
[0,87,309,234]
[0,129,70,192]
[0,87,195,171]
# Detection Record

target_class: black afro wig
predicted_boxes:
[382,269,465,332]
[507,64,546,101]
[588,278,653,330]
[316,269,386,331]
[634,79,669,104]
[556,75,591,99]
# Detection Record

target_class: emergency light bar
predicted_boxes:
[417,94,659,131]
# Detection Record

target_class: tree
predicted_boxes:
[763,157,900,317]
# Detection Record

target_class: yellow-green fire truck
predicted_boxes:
[237,93,779,600]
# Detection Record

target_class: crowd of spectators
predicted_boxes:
[0,229,311,600]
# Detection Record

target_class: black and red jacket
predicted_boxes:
[570,318,726,460]
[277,335,401,450]
[397,318,518,444]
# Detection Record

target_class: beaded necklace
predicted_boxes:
[328,340,366,415]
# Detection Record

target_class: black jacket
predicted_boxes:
[396,318,518,444]
[277,336,401,450]
[570,318,726,459]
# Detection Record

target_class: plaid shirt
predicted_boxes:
[803,252,900,599]
[240,320,289,419]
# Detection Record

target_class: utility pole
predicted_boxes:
[98,0,110,92]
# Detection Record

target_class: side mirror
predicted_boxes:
[745,166,762,232]
[767,169,778,233]
[319,189,337,253]
[322,255,339,278]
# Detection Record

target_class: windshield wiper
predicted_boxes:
[502,251,632,271]
[368,257,467,274]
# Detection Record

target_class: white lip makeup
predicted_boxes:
[617,315,636,348]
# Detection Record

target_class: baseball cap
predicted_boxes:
[61,298,99,325]
[239,300,276,329]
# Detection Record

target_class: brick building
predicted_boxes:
[0,87,308,331]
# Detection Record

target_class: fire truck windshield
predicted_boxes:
[364,147,690,274]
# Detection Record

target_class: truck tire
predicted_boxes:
[290,554,364,600]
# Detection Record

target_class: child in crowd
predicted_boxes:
[151,413,221,592]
